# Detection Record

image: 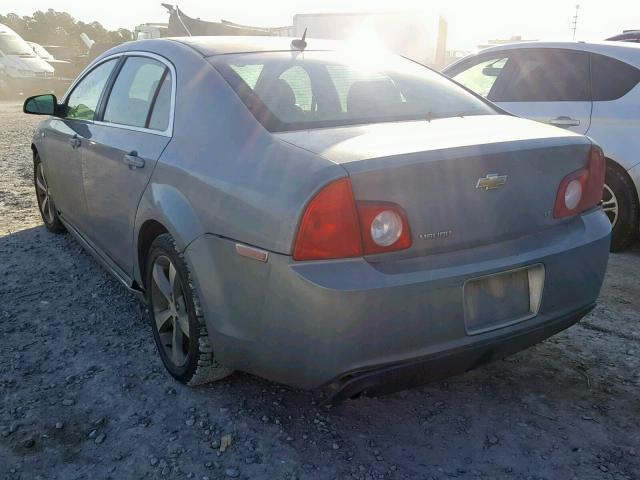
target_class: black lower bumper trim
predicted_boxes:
[325,304,595,403]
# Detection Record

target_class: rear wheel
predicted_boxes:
[604,162,639,252]
[34,154,66,234]
[146,234,232,385]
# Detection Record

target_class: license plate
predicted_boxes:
[463,264,545,335]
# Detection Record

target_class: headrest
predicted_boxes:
[346,80,402,117]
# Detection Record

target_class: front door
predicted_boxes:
[78,55,173,274]
[45,58,119,225]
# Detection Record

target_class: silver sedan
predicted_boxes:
[24,37,610,400]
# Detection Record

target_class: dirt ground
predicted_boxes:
[0,101,639,480]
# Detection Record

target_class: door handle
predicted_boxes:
[68,135,81,149]
[549,116,580,128]
[123,151,145,169]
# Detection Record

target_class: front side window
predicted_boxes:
[496,49,590,102]
[211,51,496,132]
[451,57,509,99]
[103,56,169,129]
[66,58,118,120]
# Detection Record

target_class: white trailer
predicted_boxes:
[292,12,448,68]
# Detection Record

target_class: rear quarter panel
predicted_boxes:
[587,83,640,172]
[131,40,344,283]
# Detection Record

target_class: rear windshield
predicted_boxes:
[211,51,496,132]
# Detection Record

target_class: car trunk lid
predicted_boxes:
[276,115,593,258]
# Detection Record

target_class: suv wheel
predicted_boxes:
[604,162,639,252]
[146,234,232,385]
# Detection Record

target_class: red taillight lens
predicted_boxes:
[293,178,363,261]
[293,178,413,260]
[554,145,605,219]
[357,202,412,255]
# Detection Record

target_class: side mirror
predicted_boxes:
[23,94,59,116]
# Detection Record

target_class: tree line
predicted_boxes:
[0,9,132,52]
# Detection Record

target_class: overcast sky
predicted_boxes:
[1,0,639,50]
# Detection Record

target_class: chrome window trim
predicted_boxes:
[62,50,177,138]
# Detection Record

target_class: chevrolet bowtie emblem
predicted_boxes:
[476,174,508,190]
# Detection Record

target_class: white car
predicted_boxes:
[0,23,54,98]
[444,41,640,251]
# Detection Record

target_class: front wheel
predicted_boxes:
[146,234,232,385]
[603,163,639,252]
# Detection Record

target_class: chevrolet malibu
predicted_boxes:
[23,37,611,401]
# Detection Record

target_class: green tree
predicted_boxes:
[0,9,133,54]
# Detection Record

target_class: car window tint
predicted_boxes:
[496,50,590,102]
[230,64,264,88]
[148,73,172,131]
[66,59,118,120]
[591,54,640,101]
[103,57,167,128]
[279,66,313,111]
[452,57,509,98]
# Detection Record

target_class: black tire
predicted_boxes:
[604,162,639,252]
[145,233,232,385]
[34,153,66,234]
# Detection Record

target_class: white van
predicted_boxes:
[0,23,54,98]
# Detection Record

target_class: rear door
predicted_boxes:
[78,53,174,274]
[492,48,592,134]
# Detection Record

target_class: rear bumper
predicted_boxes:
[324,303,594,402]
[185,209,610,390]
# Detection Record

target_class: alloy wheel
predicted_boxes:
[151,255,191,367]
[602,183,619,228]
[35,163,54,224]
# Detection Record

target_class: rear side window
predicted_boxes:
[148,73,172,131]
[496,50,590,102]
[591,54,640,101]
[66,59,118,120]
[103,56,169,129]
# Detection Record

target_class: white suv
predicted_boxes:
[444,41,640,251]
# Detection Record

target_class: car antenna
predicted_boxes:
[291,28,308,50]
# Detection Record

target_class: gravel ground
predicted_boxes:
[1,101,639,480]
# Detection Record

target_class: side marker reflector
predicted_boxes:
[235,243,269,263]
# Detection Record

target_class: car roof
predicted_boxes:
[0,23,20,36]
[467,41,640,67]
[169,35,341,57]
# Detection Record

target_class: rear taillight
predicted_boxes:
[554,145,605,219]
[357,202,412,255]
[293,178,412,261]
[293,178,363,261]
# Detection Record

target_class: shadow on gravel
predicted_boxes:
[1,224,639,480]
